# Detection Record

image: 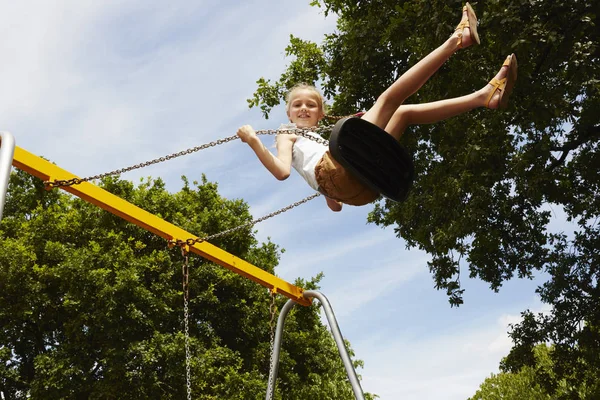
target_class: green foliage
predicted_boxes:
[0,170,373,399]
[247,36,328,119]
[470,369,549,400]
[470,344,598,399]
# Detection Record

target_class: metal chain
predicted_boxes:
[324,112,364,121]
[266,291,278,400]
[169,192,321,249]
[44,127,331,188]
[181,248,192,400]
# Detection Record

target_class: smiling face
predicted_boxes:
[286,88,324,128]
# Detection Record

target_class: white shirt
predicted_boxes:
[279,123,327,191]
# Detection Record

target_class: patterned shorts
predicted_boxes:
[314,151,379,206]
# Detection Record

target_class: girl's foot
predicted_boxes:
[483,54,518,109]
[453,2,480,49]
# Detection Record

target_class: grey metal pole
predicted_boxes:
[303,290,365,400]
[0,132,15,221]
[265,297,296,400]
[265,290,365,400]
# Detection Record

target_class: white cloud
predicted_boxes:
[354,298,550,399]
[279,226,395,274]
[325,254,427,318]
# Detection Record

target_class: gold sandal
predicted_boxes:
[455,2,480,48]
[486,54,518,109]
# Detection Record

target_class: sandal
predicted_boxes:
[486,54,518,109]
[455,2,480,48]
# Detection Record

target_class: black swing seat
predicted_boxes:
[329,117,414,202]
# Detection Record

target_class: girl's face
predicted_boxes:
[286,89,324,128]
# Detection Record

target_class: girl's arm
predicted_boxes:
[237,125,294,180]
[238,125,344,212]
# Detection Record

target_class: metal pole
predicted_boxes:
[0,132,16,221]
[265,298,296,400]
[304,290,365,399]
[265,290,365,400]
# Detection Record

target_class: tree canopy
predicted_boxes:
[249,0,599,395]
[469,344,598,399]
[0,170,375,399]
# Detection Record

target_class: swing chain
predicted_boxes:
[43,127,331,188]
[169,192,321,249]
[324,112,364,121]
[266,291,277,400]
[182,248,192,400]
[43,135,241,188]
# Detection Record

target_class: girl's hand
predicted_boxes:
[237,125,258,144]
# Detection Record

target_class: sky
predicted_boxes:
[0,1,569,399]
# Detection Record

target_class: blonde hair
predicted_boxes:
[285,83,326,115]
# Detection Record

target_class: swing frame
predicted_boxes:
[1,134,365,399]
[5,142,311,306]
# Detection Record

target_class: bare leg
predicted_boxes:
[384,94,482,140]
[385,61,512,140]
[361,7,476,130]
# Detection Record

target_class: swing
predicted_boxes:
[329,117,414,202]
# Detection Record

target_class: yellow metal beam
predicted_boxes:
[12,146,310,306]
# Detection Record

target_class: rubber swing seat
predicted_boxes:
[329,117,414,202]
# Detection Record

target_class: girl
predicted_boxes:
[237,3,517,212]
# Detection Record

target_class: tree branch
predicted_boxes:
[547,125,600,171]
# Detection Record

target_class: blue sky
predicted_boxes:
[1,1,567,398]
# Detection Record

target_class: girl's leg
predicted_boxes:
[384,95,482,140]
[361,6,477,130]
[385,59,512,140]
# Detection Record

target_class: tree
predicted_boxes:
[249,0,599,394]
[470,344,597,399]
[0,170,376,399]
